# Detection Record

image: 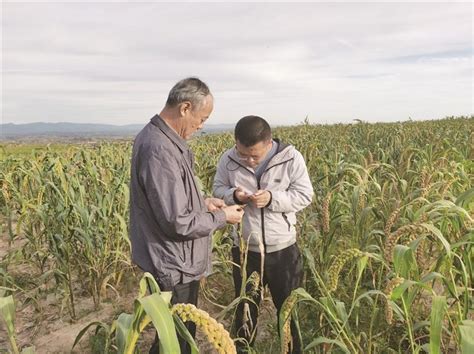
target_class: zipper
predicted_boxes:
[257,178,267,254]
[228,148,294,255]
[228,155,266,251]
[258,157,295,253]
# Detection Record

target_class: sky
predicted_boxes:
[2,0,473,127]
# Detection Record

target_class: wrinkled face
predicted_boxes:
[235,139,272,168]
[181,95,213,140]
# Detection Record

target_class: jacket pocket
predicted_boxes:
[282,212,291,232]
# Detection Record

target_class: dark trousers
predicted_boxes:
[149,279,200,354]
[232,243,303,353]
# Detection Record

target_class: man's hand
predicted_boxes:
[234,187,252,204]
[205,198,226,212]
[223,204,245,224]
[249,190,271,208]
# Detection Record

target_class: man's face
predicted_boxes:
[235,139,272,168]
[182,95,213,140]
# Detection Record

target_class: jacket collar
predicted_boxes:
[273,139,291,155]
[266,139,293,167]
[150,114,189,154]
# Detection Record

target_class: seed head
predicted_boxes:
[383,277,404,324]
[384,224,425,262]
[280,292,298,354]
[384,207,401,236]
[327,248,367,291]
[172,303,236,354]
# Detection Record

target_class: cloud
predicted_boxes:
[3,2,472,125]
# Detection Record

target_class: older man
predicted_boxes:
[130,77,244,353]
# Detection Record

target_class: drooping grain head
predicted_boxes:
[280,292,298,354]
[172,303,237,354]
[384,224,425,262]
[383,277,404,324]
[327,248,367,292]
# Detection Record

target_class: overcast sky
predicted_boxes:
[2,1,473,126]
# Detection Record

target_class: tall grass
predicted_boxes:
[0,116,472,352]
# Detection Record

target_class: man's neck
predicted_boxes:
[159,108,184,138]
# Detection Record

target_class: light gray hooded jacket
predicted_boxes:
[213,140,314,253]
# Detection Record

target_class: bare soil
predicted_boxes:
[0,229,278,354]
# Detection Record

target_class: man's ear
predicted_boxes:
[179,101,192,117]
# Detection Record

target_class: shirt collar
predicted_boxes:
[150,114,189,153]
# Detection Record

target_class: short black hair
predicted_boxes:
[234,115,272,147]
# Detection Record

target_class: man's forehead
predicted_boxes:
[236,140,268,150]
[200,95,213,112]
[203,94,213,105]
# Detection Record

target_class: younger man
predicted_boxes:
[213,115,314,353]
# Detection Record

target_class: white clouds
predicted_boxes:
[2,2,472,125]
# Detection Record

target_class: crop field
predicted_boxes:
[0,116,473,353]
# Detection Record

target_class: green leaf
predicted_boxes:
[390,279,415,300]
[335,301,349,326]
[455,187,474,207]
[459,320,474,353]
[278,288,319,352]
[0,295,16,339]
[429,296,446,354]
[393,245,416,277]
[115,313,133,354]
[138,293,180,354]
[357,255,369,279]
[138,272,161,297]
[304,337,350,353]
[73,321,110,349]
[420,272,444,284]
[421,223,451,256]
[349,290,385,314]
[0,295,19,354]
[173,314,199,354]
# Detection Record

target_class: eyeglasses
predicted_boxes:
[235,150,261,163]
[236,155,256,162]
[235,142,272,163]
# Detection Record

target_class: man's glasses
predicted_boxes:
[235,142,272,164]
[236,152,258,162]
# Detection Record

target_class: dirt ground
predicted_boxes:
[0,229,278,354]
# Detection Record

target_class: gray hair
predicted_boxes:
[165,77,212,109]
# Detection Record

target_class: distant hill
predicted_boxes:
[0,122,234,140]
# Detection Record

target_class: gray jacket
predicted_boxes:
[130,115,226,288]
[213,141,314,253]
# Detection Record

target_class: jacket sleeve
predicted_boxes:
[212,152,238,206]
[140,146,226,240]
[267,150,314,213]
